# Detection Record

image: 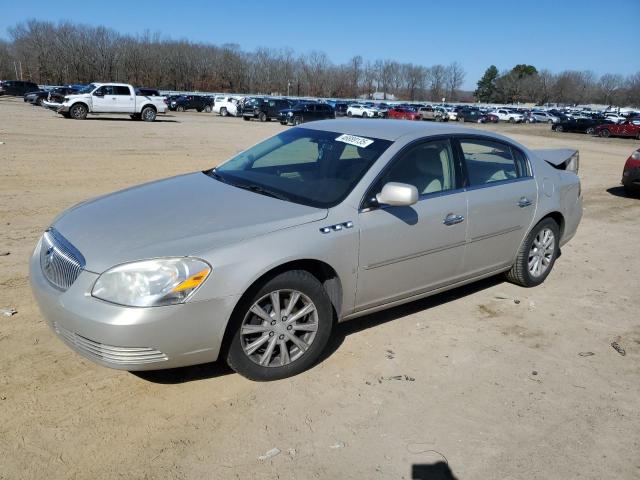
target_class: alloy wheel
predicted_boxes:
[528,228,555,278]
[240,290,319,367]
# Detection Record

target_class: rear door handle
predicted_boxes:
[443,213,465,226]
[518,197,533,208]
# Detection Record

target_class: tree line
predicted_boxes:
[0,20,467,101]
[475,64,640,107]
[1,20,638,106]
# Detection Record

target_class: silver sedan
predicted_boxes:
[30,120,582,380]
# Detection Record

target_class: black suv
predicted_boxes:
[242,97,293,121]
[168,95,214,112]
[0,80,39,96]
[278,102,335,125]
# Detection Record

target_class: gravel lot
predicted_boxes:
[1,97,639,480]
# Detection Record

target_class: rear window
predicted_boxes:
[460,138,529,186]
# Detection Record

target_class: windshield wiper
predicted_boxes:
[233,183,290,201]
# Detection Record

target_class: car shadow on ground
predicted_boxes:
[77,116,180,123]
[133,275,505,384]
[606,186,637,198]
[411,461,458,480]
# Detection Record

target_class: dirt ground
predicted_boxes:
[0,97,639,480]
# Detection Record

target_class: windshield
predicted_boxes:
[78,83,98,94]
[210,128,392,208]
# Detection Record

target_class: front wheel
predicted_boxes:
[70,103,87,120]
[258,112,267,122]
[243,116,250,121]
[347,111,352,117]
[225,270,333,381]
[293,116,302,126]
[599,129,610,138]
[176,106,185,112]
[585,127,595,135]
[362,112,368,118]
[509,117,515,123]
[220,107,228,117]
[506,218,560,287]
[204,105,212,113]
[556,125,564,132]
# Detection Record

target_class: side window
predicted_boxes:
[113,86,130,95]
[376,139,456,195]
[460,138,521,186]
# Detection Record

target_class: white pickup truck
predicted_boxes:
[57,83,167,121]
[489,108,524,123]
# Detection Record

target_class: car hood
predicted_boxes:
[52,172,328,273]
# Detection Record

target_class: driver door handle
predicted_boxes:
[443,213,465,226]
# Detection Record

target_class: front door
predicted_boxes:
[456,136,537,276]
[356,138,468,310]
[92,85,116,112]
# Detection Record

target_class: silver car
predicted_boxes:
[30,120,582,380]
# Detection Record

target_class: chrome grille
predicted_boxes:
[52,322,168,365]
[40,228,85,290]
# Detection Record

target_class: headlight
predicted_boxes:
[287,111,293,116]
[92,258,211,307]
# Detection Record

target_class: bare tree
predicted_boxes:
[445,62,465,101]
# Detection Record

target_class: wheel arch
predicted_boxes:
[141,103,157,112]
[219,258,343,356]
[542,211,565,239]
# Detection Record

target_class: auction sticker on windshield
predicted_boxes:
[336,134,374,148]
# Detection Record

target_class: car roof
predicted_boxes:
[301,118,518,143]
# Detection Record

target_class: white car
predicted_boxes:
[444,107,458,121]
[604,113,626,124]
[56,83,167,121]
[346,104,380,118]
[491,109,524,123]
[213,96,241,116]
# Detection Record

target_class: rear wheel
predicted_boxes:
[547,119,553,124]
[220,107,228,117]
[225,270,333,381]
[176,106,185,112]
[141,106,156,122]
[293,116,302,126]
[204,105,212,113]
[509,117,515,123]
[506,218,560,287]
[347,111,352,117]
[585,127,595,135]
[259,112,267,122]
[70,103,87,120]
[362,112,368,118]
[556,125,564,132]
[36,97,43,106]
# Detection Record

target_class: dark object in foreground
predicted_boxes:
[611,342,626,356]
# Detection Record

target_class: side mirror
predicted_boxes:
[94,90,104,97]
[376,182,419,207]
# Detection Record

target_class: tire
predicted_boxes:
[176,106,185,112]
[547,119,553,124]
[204,105,212,113]
[586,127,595,135]
[556,125,564,132]
[220,107,228,117]
[362,112,368,118]
[460,116,466,123]
[509,117,515,123]
[293,116,302,126]
[225,270,333,381]
[243,116,250,121]
[36,97,43,106]
[258,112,267,122]
[196,108,203,112]
[636,132,640,140]
[141,106,156,122]
[347,111,352,117]
[70,103,87,120]
[599,129,610,138]
[506,217,560,287]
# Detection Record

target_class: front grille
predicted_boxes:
[40,228,85,291]
[53,322,168,365]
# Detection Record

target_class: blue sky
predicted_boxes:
[2,0,638,89]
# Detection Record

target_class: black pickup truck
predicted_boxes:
[242,97,293,121]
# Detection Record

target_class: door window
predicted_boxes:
[375,139,456,195]
[460,138,528,186]
[113,86,131,95]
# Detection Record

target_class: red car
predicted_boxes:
[622,148,640,196]
[483,113,499,123]
[387,107,421,120]
[595,118,640,139]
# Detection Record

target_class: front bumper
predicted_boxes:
[56,104,70,113]
[29,244,240,371]
[622,167,640,191]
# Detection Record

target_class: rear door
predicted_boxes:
[356,137,468,310]
[113,85,135,112]
[456,136,537,276]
